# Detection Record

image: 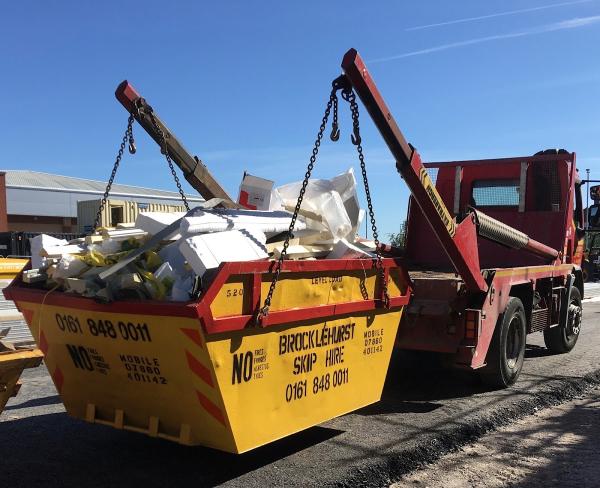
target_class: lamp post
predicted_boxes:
[587,168,590,229]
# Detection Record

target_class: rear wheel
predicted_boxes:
[480,298,527,388]
[544,287,582,353]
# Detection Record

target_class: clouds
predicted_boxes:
[406,0,593,31]
[370,15,600,63]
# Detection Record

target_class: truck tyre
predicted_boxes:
[480,298,526,388]
[544,287,582,353]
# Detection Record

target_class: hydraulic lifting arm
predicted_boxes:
[115,81,237,208]
[340,49,559,292]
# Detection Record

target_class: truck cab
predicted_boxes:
[405,151,585,271]
[398,151,584,387]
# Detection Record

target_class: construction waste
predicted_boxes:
[23,168,377,302]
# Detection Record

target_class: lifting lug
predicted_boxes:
[331,74,350,92]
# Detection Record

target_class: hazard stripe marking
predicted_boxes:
[53,367,64,393]
[39,330,49,355]
[21,308,34,325]
[195,390,226,426]
[181,328,204,348]
[185,350,214,387]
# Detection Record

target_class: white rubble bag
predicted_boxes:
[274,168,360,240]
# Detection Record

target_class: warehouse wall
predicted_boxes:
[0,173,7,232]
[6,187,201,218]
[7,215,78,233]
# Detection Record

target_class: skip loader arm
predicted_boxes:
[115,81,237,208]
[340,49,559,292]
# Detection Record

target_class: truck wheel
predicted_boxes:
[480,298,526,388]
[544,287,582,353]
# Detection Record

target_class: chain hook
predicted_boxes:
[93,114,136,231]
[128,107,137,154]
[148,113,190,212]
[330,125,340,142]
[257,90,337,325]
[330,94,340,141]
[341,86,390,307]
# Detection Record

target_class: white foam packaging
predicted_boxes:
[170,274,194,301]
[52,254,89,280]
[179,229,268,277]
[65,278,89,294]
[102,228,148,241]
[41,244,85,259]
[29,234,68,268]
[180,209,304,237]
[327,238,375,260]
[135,212,186,237]
[158,242,187,274]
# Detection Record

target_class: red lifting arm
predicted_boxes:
[115,81,237,207]
[340,49,488,293]
[340,49,560,291]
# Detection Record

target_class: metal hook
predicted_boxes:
[330,124,340,141]
[128,139,136,154]
[351,130,361,145]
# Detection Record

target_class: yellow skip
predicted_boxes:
[7,258,409,453]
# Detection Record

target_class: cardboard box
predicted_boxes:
[238,173,274,210]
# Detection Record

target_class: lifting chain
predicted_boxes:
[94,104,191,232]
[257,76,389,324]
[93,114,136,231]
[341,87,390,307]
[257,83,339,323]
[148,112,190,212]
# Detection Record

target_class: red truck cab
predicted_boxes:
[399,150,585,386]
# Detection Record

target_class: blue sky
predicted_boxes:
[2,0,600,238]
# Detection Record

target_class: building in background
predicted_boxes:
[0,170,203,233]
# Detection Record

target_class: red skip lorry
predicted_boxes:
[341,49,584,387]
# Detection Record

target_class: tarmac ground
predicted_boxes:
[1,285,600,487]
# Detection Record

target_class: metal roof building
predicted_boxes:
[0,170,204,233]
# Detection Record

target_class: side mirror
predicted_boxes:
[588,204,600,228]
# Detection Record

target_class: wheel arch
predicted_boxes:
[508,282,534,329]
[572,266,584,299]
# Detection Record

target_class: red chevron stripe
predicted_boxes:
[21,308,34,325]
[196,390,226,426]
[39,330,49,355]
[181,328,204,348]
[53,367,64,393]
[185,350,214,387]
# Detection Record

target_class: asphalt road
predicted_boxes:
[2,299,600,488]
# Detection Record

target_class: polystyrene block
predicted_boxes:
[179,229,268,277]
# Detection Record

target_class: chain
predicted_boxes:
[341,88,390,307]
[93,114,136,231]
[330,93,340,141]
[257,88,339,323]
[148,113,190,211]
